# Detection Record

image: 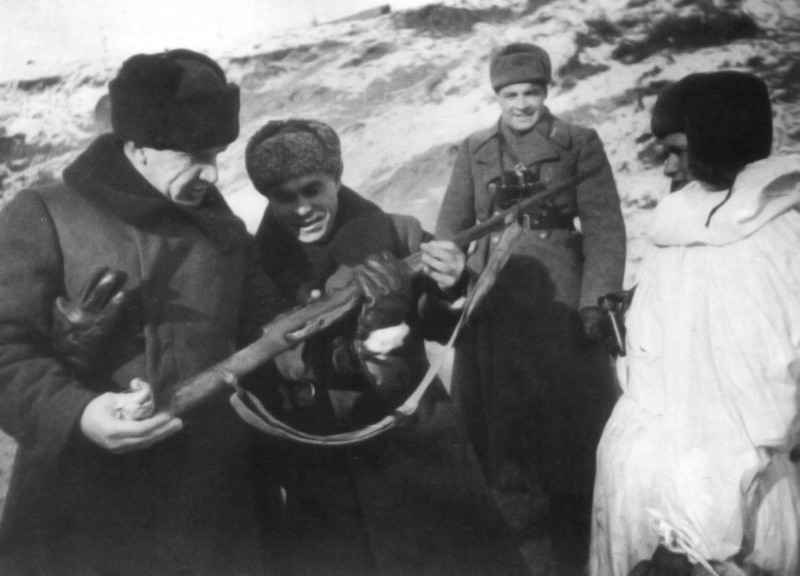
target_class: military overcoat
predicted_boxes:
[0,135,286,576]
[252,186,530,576]
[435,109,625,495]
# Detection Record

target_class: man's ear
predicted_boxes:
[538,82,549,99]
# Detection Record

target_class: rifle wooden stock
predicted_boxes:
[157,289,361,416]
[155,171,591,417]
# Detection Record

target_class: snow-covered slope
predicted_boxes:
[2,0,799,284]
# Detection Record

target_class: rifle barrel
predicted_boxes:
[404,170,588,274]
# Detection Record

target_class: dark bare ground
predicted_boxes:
[493,487,555,575]
[0,428,566,574]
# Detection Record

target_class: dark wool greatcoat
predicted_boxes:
[0,135,288,576]
[252,186,530,576]
[435,109,625,497]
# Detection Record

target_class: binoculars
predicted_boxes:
[487,169,544,210]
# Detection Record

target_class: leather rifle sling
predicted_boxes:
[229,220,525,447]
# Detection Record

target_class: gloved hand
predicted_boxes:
[352,251,411,339]
[579,306,607,343]
[273,342,318,408]
[272,299,319,408]
[581,304,629,357]
[52,267,128,375]
[274,342,315,382]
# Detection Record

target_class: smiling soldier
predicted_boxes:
[435,42,626,574]
[243,118,531,576]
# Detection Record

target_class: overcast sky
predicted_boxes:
[1,0,431,79]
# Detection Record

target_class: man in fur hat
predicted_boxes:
[435,42,626,573]
[591,71,800,576]
[0,49,291,575]
[243,118,531,576]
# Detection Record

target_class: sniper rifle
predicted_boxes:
[150,169,597,419]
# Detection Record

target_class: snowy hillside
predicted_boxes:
[3,0,799,285]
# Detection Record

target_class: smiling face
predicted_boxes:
[134,145,226,207]
[269,172,340,243]
[658,132,691,192]
[497,82,547,134]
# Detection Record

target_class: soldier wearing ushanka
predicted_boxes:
[244,118,531,576]
[436,42,626,573]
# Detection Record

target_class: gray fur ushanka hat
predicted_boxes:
[245,119,344,195]
[489,43,552,92]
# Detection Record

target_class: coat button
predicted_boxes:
[539,230,550,239]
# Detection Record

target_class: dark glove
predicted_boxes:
[597,289,636,356]
[580,305,622,356]
[352,251,411,338]
[581,300,629,356]
[579,306,607,343]
[52,267,128,375]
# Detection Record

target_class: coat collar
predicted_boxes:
[472,108,572,170]
[62,134,246,251]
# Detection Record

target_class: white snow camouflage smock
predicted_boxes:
[591,155,800,576]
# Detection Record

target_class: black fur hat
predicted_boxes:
[651,71,772,171]
[245,119,343,195]
[109,49,240,152]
